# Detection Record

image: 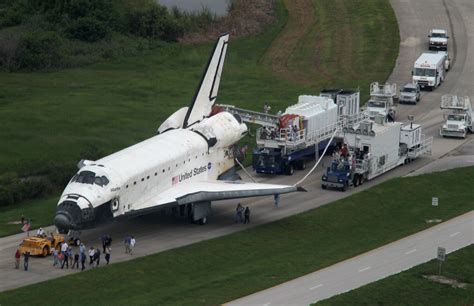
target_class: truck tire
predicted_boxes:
[322,184,327,190]
[296,160,306,170]
[42,246,50,257]
[198,217,207,225]
[286,164,294,176]
[352,175,359,187]
[341,183,347,192]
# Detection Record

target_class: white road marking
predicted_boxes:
[450,232,460,237]
[309,284,324,290]
[358,266,371,272]
[405,248,417,255]
[262,303,271,306]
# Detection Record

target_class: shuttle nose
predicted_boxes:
[54,213,72,232]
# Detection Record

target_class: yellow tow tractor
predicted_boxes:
[18,233,76,257]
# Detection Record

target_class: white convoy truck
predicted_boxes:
[440,95,473,138]
[412,53,445,90]
[322,115,433,190]
[366,82,397,121]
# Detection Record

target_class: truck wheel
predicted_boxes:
[341,184,347,192]
[297,160,306,170]
[198,217,207,225]
[286,164,294,176]
[42,246,50,257]
[352,175,359,187]
[322,184,327,190]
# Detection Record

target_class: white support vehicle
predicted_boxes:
[412,53,445,90]
[440,95,473,138]
[322,115,433,190]
[437,51,451,71]
[428,29,448,51]
[366,82,397,121]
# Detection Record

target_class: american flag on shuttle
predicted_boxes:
[172,176,179,185]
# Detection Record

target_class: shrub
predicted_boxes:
[0,186,14,207]
[16,30,63,70]
[67,16,108,42]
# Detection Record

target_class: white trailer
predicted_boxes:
[412,53,445,90]
[322,115,433,190]
[366,82,397,121]
[440,95,473,138]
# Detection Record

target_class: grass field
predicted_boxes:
[0,166,472,305]
[0,0,399,235]
[0,0,398,175]
[319,244,474,305]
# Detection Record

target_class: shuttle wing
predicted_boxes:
[183,33,229,128]
[127,180,304,216]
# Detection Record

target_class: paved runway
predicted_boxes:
[0,0,473,295]
[227,211,474,305]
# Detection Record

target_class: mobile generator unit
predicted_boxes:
[412,53,446,90]
[440,95,473,138]
[321,115,433,191]
[252,90,363,175]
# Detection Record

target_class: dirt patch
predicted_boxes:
[423,274,469,289]
[261,0,318,85]
[180,0,278,43]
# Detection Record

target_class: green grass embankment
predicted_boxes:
[0,166,472,305]
[319,244,474,305]
[0,0,399,236]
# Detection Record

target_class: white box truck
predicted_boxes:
[412,53,445,90]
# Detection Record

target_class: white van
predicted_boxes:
[412,53,445,90]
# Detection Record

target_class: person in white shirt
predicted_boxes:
[36,227,45,237]
[88,247,95,265]
[129,236,136,255]
[60,242,69,269]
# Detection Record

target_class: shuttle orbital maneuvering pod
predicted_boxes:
[54,33,304,233]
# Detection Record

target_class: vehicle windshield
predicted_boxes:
[447,114,465,121]
[402,87,416,93]
[367,100,386,108]
[414,68,436,77]
[431,33,446,38]
[71,171,109,187]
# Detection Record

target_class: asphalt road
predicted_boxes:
[1,0,473,296]
[227,211,474,305]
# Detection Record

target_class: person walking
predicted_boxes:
[94,248,101,267]
[80,251,86,271]
[61,242,69,269]
[105,246,111,264]
[15,249,21,269]
[72,252,80,269]
[244,207,250,224]
[129,236,136,255]
[124,235,131,254]
[88,247,95,265]
[23,251,30,271]
[235,203,244,223]
[274,194,280,207]
[79,243,86,257]
[67,247,73,267]
[52,248,59,268]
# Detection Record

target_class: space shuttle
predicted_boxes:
[54,33,302,233]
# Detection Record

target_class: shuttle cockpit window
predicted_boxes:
[71,171,109,187]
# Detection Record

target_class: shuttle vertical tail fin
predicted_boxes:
[183,33,229,128]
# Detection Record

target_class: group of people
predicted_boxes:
[235,203,250,224]
[14,232,139,271]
